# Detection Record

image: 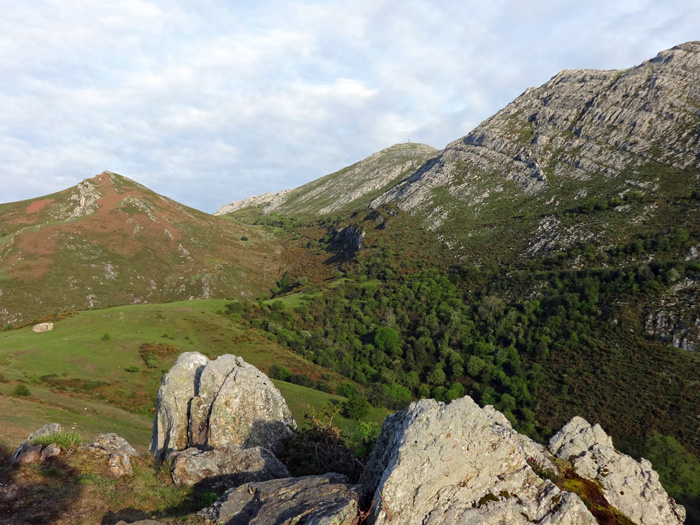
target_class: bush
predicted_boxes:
[343,393,370,419]
[336,382,358,399]
[289,373,315,388]
[268,364,292,382]
[13,384,30,396]
[125,365,141,373]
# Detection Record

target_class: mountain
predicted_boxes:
[372,42,700,217]
[369,42,700,254]
[0,172,282,325]
[215,142,439,216]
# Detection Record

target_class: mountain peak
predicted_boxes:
[216,142,439,216]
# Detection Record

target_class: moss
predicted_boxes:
[477,492,500,506]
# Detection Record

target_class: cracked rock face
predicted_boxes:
[150,352,209,462]
[549,416,686,525]
[197,473,359,525]
[150,352,296,462]
[363,396,596,525]
[169,443,289,489]
[371,42,700,229]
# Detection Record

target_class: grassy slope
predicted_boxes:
[0,299,372,448]
[0,173,283,326]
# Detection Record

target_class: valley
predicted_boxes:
[1,41,700,523]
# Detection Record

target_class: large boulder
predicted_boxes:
[170,444,290,489]
[150,352,209,462]
[363,396,595,525]
[10,423,62,465]
[549,416,686,525]
[151,352,296,462]
[206,357,296,454]
[197,473,359,525]
[85,433,139,458]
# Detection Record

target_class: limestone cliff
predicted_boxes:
[370,42,700,229]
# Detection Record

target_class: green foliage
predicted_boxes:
[268,364,292,382]
[374,326,400,355]
[32,431,83,448]
[343,393,370,419]
[641,432,700,523]
[100,333,111,342]
[336,382,358,399]
[125,365,141,373]
[13,383,31,396]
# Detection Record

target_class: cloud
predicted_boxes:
[1,0,698,212]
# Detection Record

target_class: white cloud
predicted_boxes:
[0,0,698,212]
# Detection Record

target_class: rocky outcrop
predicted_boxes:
[363,396,595,524]
[549,416,686,525]
[31,322,53,333]
[371,42,700,231]
[85,433,140,478]
[9,423,61,465]
[85,433,139,458]
[170,444,289,489]
[150,352,209,462]
[197,473,360,525]
[151,352,296,462]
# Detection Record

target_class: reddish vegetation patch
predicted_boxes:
[25,198,54,214]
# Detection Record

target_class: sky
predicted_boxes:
[1,1,698,213]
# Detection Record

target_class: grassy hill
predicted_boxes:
[0,172,285,326]
[0,299,384,449]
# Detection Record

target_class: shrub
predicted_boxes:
[13,384,31,396]
[336,382,358,399]
[289,373,315,389]
[101,333,111,342]
[125,365,141,373]
[343,393,370,419]
[268,364,292,382]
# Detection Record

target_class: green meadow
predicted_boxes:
[0,299,377,448]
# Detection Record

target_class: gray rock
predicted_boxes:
[549,416,686,525]
[364,396,595,525]
[14,444,42,465]
[150,351,209,462]
[40,443,61,461]
[215,143,439,216]
[31,322,53,333]
[197,473,359,525]
[188,354,242,447]
[170,444,289,489]
[108,452,133,477]
[85,433,139,457]
[206,357,296,455]
[151,352,296,462]
[10,422,61,464]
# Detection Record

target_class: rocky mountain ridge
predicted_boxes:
[215,142,438,216]
[370,42,700,224]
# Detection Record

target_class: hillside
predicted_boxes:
[0,172,284,326]
[215,142,439,216]
[2,41,700,523]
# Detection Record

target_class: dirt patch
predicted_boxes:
[25,199,54,214]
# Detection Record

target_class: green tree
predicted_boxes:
[374,326,400,356]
